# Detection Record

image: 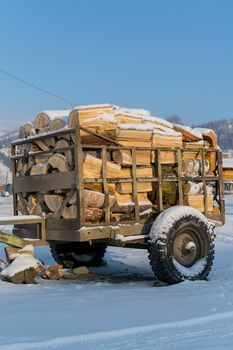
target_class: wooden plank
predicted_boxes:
[132,148,139,221]
[156,149,163,212]
[74,111,85,226]
[57,189,75,218]
[102,146,110,224]
[14,172,75,193]
[0,231,25,248]
[177,149,183,205]
[11,146,74,161]
[11,144,17,215]
[12,127,75,146]
[217,151,225,224]
[0,215,43,225]
[80,125,121,145]
[201,149,208,216]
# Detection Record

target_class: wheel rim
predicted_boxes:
[173,228,202,267]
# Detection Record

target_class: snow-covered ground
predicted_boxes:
[0,197,233,349]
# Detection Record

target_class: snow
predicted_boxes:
[194,127,216,137]
[36,110,71,120]
[115,234,149,242]
[223,157,233,169]
[84,113,117,124]
[1,253,42,278]
[173,123,203,139]
[173,257,207,278]
[1,197,233,348]
[149,205,213,243]
[114,107,151,117]
[118,123,154,131]
[72,104,113,111]
[0,161,12,184]
[153,127,181,137]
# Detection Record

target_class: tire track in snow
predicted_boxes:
[2,310,233,350]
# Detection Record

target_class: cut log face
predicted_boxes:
[44,137,56,148]
[84,189,115,209]
[35,154,50,165]
[44,194,63,212]
[48,154,69,172]
[62,205,77,219]
[50,118,66,131]
[34,140,49,152]
[19,123,34,138]
[85,208,103,221]
[34,113,51,130]
[55,139,73,166]
[30,163,48,176]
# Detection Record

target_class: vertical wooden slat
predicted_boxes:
[201,149,208,216]
[11,144,17,215]
[177,149,184,205]
[131,147,139,221]
[102,146,110,224]
[156,149,163,212]
[74,110,85,227]
[217,150,225,224]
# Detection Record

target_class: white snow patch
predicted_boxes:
[72,103,113,111]
[1,254,42,278]
[114,107,151,117]
[118,123,154,131]
[36,110,71,121]
[173,257,207,278]
[194,127,216,137]
[173,124,203,139]
[149,206,213,243]
[84,113,117,124]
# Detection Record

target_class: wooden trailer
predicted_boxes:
[8,111,225,284]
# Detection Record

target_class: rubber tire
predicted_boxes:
[50,242,107,269]
[148,211,215,285]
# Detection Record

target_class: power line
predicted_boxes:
[0,67,76,107]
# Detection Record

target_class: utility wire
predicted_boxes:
[0,67,76,107]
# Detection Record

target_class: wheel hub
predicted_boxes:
[173,231,200,267]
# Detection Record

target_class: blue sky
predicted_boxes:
[0,0,233,129]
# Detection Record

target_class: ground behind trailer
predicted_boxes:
[0,197,233,349]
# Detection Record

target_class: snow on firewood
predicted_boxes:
[0,244,44,284]
[118,123,154,131]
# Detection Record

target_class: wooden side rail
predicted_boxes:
[0,215,46,243]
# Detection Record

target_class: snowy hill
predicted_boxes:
[0,130,17,184]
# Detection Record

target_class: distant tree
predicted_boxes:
[166,115,183,125]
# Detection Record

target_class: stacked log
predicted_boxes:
[16,104,219,220]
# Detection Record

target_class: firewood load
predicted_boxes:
[15,104,219,221]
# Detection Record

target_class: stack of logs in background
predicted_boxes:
[16,104,218,223]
